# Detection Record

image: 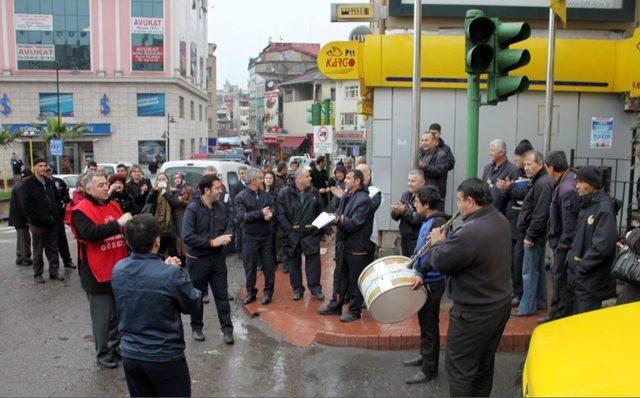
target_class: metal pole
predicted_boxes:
[29,138,34,168]
[55,64,61,173]
[466,74,480,178]
[411,0,422,168]
[542,8,556,155]
[166,115,170,161]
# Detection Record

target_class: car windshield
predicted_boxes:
[63,175,78,188]
[163,167,206,187]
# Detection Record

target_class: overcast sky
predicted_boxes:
[209,0,366,90]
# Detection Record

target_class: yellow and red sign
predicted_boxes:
[317,41,362,80]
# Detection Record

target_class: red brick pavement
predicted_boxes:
[242,242,543,351]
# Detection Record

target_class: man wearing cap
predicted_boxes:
[567,165,618,314]
[21,158,64,283]
[9,169,33,267]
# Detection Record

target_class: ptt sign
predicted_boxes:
[318,41,361,79]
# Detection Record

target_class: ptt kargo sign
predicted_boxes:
[317,41,361,80]
[131,17,164,34]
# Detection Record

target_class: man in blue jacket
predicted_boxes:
[182,174,234,344]
[112,214,201,397]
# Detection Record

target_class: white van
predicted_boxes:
[159,160,247,189]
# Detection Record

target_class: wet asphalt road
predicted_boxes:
[0,223,524,397]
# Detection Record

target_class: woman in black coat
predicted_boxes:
[617,228,640,305]
[144,172,180,258]
[125,165,152,215]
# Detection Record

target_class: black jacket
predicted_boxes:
[568,190,619,299]
[234,187,274,237]
[112,252,201,362]
[391,190,424,242]
[517,168,553,243]
[126,179,152,215]
[52,176,71,215]
[9,181,28,228]
[504,167,528,240]
[274,173,287,190]
[276,185,324,255]
[182,198,234,257]
[419,147,450,198]
[336,186,373,254]
[429,206,512,311]
[110,190,136,215]
[21,175,60,227]
[438,138,456,172]
[11,158,23,175]
[548,170,580,251]
[481,160,520,216]
[72,195,123,293]
[230,180,247,200]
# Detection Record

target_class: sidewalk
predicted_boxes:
[242,242,542,352]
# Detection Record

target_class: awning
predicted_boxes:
[280,136,306,149]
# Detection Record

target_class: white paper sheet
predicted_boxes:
[312,212,336,229]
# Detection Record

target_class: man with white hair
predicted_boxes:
[481,139,519,216]
[355,155,366,166]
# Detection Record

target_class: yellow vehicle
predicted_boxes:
[522,302,640,397]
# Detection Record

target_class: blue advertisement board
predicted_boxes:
[3,123,111,136]
[39,93,74,117]
[137,93,165,117]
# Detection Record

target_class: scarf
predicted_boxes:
[155,193,173,235]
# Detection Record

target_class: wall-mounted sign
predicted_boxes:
[590,116,614,148]
[317,41,361,80]
[17,44,55,61]
[0,93,11,116]
[132,46,164,63]
[15,13,53,31]
[263,133,278,145]
[331,3,377,22]
[136,93,165,117]
[100,94,110,115]
[4,123,111,136]
[131,17,164,35]
[39,93,74,117]
[263,91,280,133]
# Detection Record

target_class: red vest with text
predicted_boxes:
[73,199,127,282]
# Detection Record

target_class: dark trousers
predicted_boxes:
[242,233,275,296]
[418,280,445,376]
[57,217,72,265]
[188,254,233,333]
[401,237,417,257]
[328,245,349,308]
[16,227,32,264]
[511,239,524,299]
[445,301,511,397]
[30,224,60,277]
[275,226,287,265]
[574,294,602,314]
[549,249,571,319]
[123,357,191,397]
[86,291,120,361]
[290,248,321,294]
[346,253,369,315]
[159,236,178,258]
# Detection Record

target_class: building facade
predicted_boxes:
[0,0,209,173]
[334,80,366,157]
[206,42,217,143]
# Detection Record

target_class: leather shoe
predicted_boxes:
[50,274,65,281]
[192,329,205,342]
[112,349,122,361]
[243,295,256,305]
[97,358,118,369]
[312,291,325,301]
[223,332,235,345]
[317,304,341,316]
[405,370,435,384]
[340,312,360,322]
[25,260,33,266]
[261,295,272,305]
[292,292,302,301]
[537,314,554,324]
[34,275,45,284]
[64,262,76,269]
[403,356,423,366]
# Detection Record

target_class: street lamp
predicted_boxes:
[22,131,36,168]
[164,114,176,161]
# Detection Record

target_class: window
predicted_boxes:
[345,85,359,99]
[131,0,164,71]
[179,96,184,118]
[208,117,212,130]
[190,100,194,120]
[190,138,195,155]
[330,87,336,101]
[15,0,91,70]
[341,112,357,127]
[179,139,185,160]
[199,104,203,121]
[284,90,293,103]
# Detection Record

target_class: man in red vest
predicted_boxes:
[72,173,132,369]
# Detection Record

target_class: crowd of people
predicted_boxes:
[7,123,640,396]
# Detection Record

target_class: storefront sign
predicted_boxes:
[263,91,280,133]
[336,131,365,139]
[15,13,53,31]
[263,133,278,145]
[332,4,376,21]
[39,93,74,117]
[590,116,614,148]
[131,17,164,34]
[313,125,334,155]
[50,139,63,157]
[132,46,164,63]
[136,93,165,117]
[317,41,361,80]
[4,123,111,136]
[17,44,55,61]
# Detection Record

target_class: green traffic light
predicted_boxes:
[495,22,531,49]
[464,11,496,74]
[496,49,531,73]
[467,44,494,74]
[306,103,321,126]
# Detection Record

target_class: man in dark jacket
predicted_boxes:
[47,167,75,269]
[21,158,63,283]
[539,151,579,323]
[11,153,23,183]
[182,174,234,344]
[310,155,330,207]
[9,169,32,266]
[230,165,248,254]
[568,166,618,314]
[276,169,325,301]
[72,174,132,369]
[496,140,533,306]
[317,169,372,322]
[429,123,455,173]
[112,214,201,397]
[235,169,276,305]
[418,131,449,210]
[481,139,519,216]
[514,151,553,317]
[274,162,288,190]
[391,170,426,256]
[428,178,512,397]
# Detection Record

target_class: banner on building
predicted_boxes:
[16,44,55,61]
[136,93,165,117]
[39,93,74,117]
[138,140,166,165]
[131,17,164,35]
[263,133,278,145]
[15,13,53,31]
[590,116,614,148]
[132,46,164,63]
[313,125,334,155]
[263,91,280,133]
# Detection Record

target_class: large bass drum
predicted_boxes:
[358,255,427,324]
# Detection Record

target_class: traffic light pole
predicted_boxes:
[411,0,422,170]
[466,74,480,178]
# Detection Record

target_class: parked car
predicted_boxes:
[288,154,312,170]
[520,302,640,397]
[159,160,246,189]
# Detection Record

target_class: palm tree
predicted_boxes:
[0,128,19,192]
[36,117,88,171]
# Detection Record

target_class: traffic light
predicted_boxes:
[487,20,531,104]
[464,10,495,74]
[321,98,333,126]
[307,102,321,126]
